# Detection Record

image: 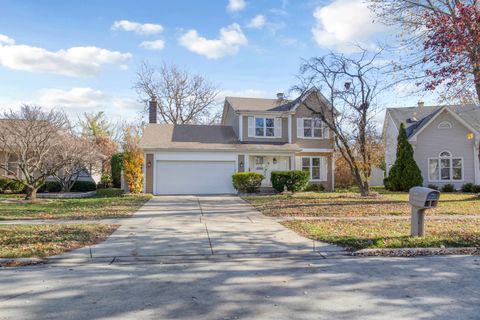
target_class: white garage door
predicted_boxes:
[155,160,236,195]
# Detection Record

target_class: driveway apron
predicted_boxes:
[57,195,343,261]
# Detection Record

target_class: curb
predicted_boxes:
[353,247,480,257]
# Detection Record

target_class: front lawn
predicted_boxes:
[284,219,480,250]
[0,188,152,220]
[0,224,118,258]
[244,190,480,217]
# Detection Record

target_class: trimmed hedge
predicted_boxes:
[0,178,26,194]
[271,170,309,193]
[39,180,97,193]
[441,184,456,193]
[232,172,264,193]
[305,183,325,192]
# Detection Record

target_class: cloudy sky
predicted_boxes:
[0,0,433,123]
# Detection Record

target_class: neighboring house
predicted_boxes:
[140,89,336,195]
[384,103,480,189]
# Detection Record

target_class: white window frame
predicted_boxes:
[254,117,276,138]
[301,156,325,181]
[428,151,463,182]
[438,121,452,129]
[302,117,328,139]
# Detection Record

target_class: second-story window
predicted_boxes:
[255,117,275,137]
[303,118,324,138]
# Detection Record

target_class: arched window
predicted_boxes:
[428,151,462,181]
[438,121,452,129]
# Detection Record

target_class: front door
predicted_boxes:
[252,156,289,187]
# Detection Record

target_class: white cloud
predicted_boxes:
[37,87,141,112]
[0,36,131,77]
[227,0,246,12]
[394,82,418,96]
[111,20,163,35]
[120,64,129,70]
[247,15,266,29]
[37,88,107,108]
[311,0,384,53]
[0,34,15,45]
[140,39,165,51]
[179,23,247,59]
[217,89,267,103]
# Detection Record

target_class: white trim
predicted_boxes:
[427,153,464,182]
[409,107,480,142]
[253,116,278,138]
[474,139,480,184]
[331,153,335,191]
[287,115,292,144]
[301,156,328,182]
[437,121,452,129]
[142,152,147,193]
[301,148,334,153]
[153,153,157,195]
[238,114,243,141]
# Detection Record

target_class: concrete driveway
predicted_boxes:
[1,196,479,320]
[55,195,343,262]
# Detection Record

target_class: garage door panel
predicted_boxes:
[156,160,236,195]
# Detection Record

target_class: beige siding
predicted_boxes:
[145,153,154,194]
[242,116,288,143]
[414,111,476,189]
[295,152,333,191]
[384,112,399,175]
[292,104,334,149]
[222,103,239,137]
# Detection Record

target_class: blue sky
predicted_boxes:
[0,0,432,123]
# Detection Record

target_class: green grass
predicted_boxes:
[0,224,118,258]
[244,189,480,217]
[0,188,152,220]
[284,219,480,250]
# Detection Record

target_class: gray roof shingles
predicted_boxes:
[387,104,480,138]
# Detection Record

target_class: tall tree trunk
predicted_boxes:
[25,187,37,201]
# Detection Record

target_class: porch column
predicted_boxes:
[244,154,250,172]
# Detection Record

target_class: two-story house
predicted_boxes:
[140,89,335,195]
[384,103,480,189]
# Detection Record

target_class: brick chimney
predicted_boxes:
[417,101,425,107]
[149,99,157,124]
[276,92,284,100]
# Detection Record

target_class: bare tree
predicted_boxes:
[0,105,69,200]
[134,61,220,124]
[51,136,102,192]
[296,49,388,196]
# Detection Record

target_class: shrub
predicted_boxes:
[45,181,62,193]
[270,170,309,193]
[111,152,123,188]
[0,178,26,193]
[71,181,97,192]
[472,184,480,194]
[98,174,112,189]
[232,172,264,193]
[305,183,325,192]
[461,183,475,193]
[0,179,11,193]
[385,123,423,191]
[441,184,456,193]
[427,184,439,190]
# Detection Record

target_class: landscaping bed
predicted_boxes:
[0,188,152,220]
[0,224,118,258]
[283,219,480,251]
[244,191,480,217]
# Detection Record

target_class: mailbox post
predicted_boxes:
[408,187,440,237]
